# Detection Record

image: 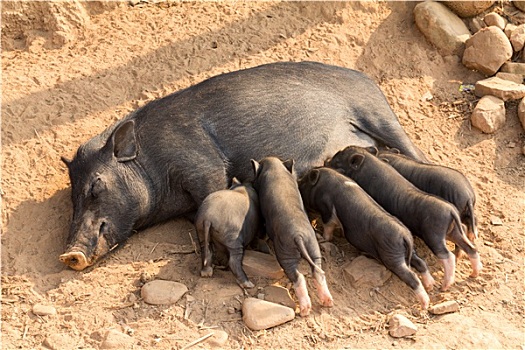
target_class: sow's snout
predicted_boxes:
[59,213,113,271]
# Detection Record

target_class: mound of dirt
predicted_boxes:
[2,2,523,349]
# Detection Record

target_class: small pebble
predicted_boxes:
[43,333,77,350]
[33,304,57,316]
[429,300,460,315]
[141,280,188,305]
[206,330,229,347]
[100,329,134,349]
[388,314,417,338]
[490,216,503,226]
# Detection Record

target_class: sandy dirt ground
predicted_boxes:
[1,1,524,349]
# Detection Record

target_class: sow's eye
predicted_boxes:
[89,178,105,198]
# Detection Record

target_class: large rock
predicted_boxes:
[518,98,525,131]
[471,95,506,134]
[443,1,495,18]
[414,1,471,56]
[500,62,525,75]
[462,27,513,75]
[495,72,523,84]
[242,298,295,331]
[475,77,525,101]
[343,255,392,288]
[264,285,296,310]
[510,24,525,51]
[242,250,284,280]
[483,12,506,30]
[388,314,418,338]
[141,280,188,305]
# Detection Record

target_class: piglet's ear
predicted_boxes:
[282,159,295,174]
[232,177,241,185]
[308,169,320,186]
[323,157,331,167]
[349,154,365,169]
[365,146,379,156]
[251,159,260,177]
[388,147,401,154]
[61,156,72,168]
[112,120,137,162]
[380,157,390,164]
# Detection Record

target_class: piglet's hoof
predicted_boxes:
[239,280,255,289]
[200,267,213,278]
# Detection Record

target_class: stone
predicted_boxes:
[514,1,525,12]
[388,314,418,338]
[320,241,340,257]
[471,95,506,134]
[242,250,285,280]
[475,77,525,101]
[462,27,513,75]
[343,255,392,288]
[483,12,506,30]
[141,280,188,305]
[242,297,295,331]
[264,285,296,310]
[467,17,486,34]
[495,72,523,84]
[43,333,77,350]
[500,62,525,75]
[429,300,460,315]
[518,97,525,130]
[414,1,471,56]
[206,330,229,347]
[32,304,57,316]
[505,23,517,39]
[443,1,495,18]
[490,216,503,226]
[510,24,525,51]
[100,329,134,349]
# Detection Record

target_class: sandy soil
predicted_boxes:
[2,2,524,349]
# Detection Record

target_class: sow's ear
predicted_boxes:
[349,154,365,169]
[112,120,137,162]
[251,159,260,177]
[282,159,295,174]
[308,169,320,186]
[61,156,72,168]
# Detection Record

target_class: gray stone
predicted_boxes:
[429,300,460,315]
[141,280,188,305]
[467,17,486,34]
[242,297,295,331]
[206,330,229,347]
[443,1,495,18]
[500,62,525,75]
[414,1,471,56]
[100,329,134,349]
[471,95,506,134]
[475,77,525,101]
[43,333,77,350]
[483,12,506,30]
[242,250,284,280]
[518,97,525,130]
[505,23,517,39]
[388,314,418,338]
[495,72,523,84]
[510,24,525,51]
[343,255,392,288]
[33,304,57,316]
[264,285,296,310]
[463,27,513,75]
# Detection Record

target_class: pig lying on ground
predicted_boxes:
[252,157,333,316]
[326,146,482,291]
[195,178,262,289]
[299,167,432,309]
[376,148,478,242]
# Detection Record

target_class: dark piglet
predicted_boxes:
[299,167,432,309]
[60,61,428,271]
[376,148,478,242]
[195,178,262,289]
[252,157,333,316]
[326,146,482,291]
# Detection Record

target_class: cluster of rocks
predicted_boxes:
[414,0,525,154]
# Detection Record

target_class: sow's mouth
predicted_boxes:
[59,251,90,271]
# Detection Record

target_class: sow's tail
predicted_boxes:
[295,237,325,275]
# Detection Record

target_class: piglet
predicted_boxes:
[195,178,262,289]
[326,146,482,291]
[252,157,333,316]
[299,167,432,309]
